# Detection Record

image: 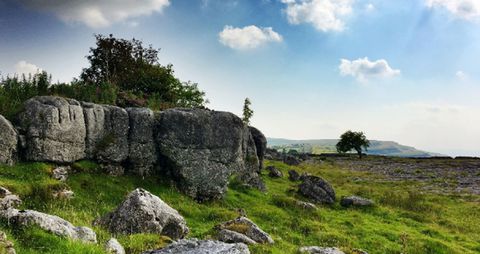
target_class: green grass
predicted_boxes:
[0,160,479,253]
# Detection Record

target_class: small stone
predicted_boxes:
[105,238,125,254]
[52,166,69,181]
[266,166,283,178]
[0,194,22,210]
[340,196,374,207]
[299,246,345,254]
[295,200,317,210]
[0,187,11,198]
[216,217,273,244]
[101,164,125,176]
[52,189,74,199]
[288,170,300,181]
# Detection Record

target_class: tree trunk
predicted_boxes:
[356,148,362,159]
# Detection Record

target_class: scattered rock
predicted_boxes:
[217,229,257,245]
[352,249,369,254]
[248,126,267,171]
[95,188,188,239]
[295,200,317,210]
[154,108,263,201]
[265,148,282,161]
[52,166,69,181]
[1,209,96,243]
[266,166,283,178]
[82,103,129,164]
[0,115,18,165]
[0,231,16,254]
[299,246,345,254]
[142,238,250,254]
[17,96,86,163]
[105,238,125,254]
[0,188,21,210]
[288,170,300,181]
[299,175,336,204]
[101,164,125,176]
[216,217,273,244]
[52,189,74,199]
[340,196,374,207]
[284,155,300,166]
[126,107,157,176]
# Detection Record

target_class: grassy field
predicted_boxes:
[0,159,479,254]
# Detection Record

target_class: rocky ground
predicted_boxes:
[323,156,480,195]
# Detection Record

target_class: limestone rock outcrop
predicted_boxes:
[17,96,86,163]
[0,115,18,165]
[248,126,267,170]
[95,188,189,239]
[142,239,250,254]
[154,108,263,201]
[1,209,96,243]
[299,175,336,204]
[82,103,129,164]
[126,107,157,176]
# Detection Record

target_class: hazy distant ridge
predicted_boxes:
[267,138,443,157]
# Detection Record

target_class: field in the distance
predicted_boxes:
[0,157,479,254]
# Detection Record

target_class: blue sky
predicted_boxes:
[1,0,480,155]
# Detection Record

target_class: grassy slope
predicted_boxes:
[0,160,479,254]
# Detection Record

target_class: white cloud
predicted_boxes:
[456,70,468,80]
[281,0,353,32]
[19,0,170,28]
[426,0,480,20]
[219,25,283,50]
[365,3,375,12]
[339,57,400,82]
[14,61,42,76]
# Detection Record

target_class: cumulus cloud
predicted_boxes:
[281,0,353,32]
[19,0,170,28]
[218,25,283,50]
[14,61,42,76]
[339,57,400,82]
[426,0,480,20]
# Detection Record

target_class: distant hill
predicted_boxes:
[267,138,443,157]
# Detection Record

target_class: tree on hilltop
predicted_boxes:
[336,130,370,159]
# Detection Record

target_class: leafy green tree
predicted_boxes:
[80,34,206,109]
[242,98,253,125]
[336,130,370,158]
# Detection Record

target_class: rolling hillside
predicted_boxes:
[267,138,442,157]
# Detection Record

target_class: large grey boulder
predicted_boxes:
[0,115,18,165]
[1,209,96,243]
[126,108,157,176]
[215,217,273,244]
[299,175,336,204]
[82,103,129,164]
[95,188,189,239]
[142,239,250,254]
[154,108,263,201]
[248,126,267,170]
[17,96,86,163]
